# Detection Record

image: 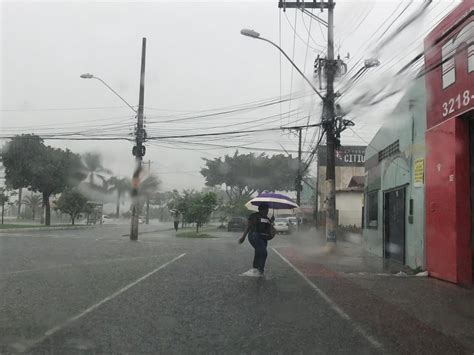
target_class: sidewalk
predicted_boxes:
[273,229,474,352]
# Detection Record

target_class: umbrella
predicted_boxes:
[244,201,301,216]
[246,192,299,210]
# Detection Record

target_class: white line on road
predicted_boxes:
[271,247,383,351]
[1,254,176,276]
[17,253,186,353]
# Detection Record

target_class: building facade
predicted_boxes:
[363,79,426,270]
[317,145,366,227]
[424,0,473,285]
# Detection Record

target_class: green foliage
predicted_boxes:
[176,231,216,239]
[1,134,45,190]
[55,189,89,225]
[200,150,302,204]
[187,192,218,233]
[22,194,42,220]
[139,174,161,196]
[108,176,131,217]
[82,152,110,187]
[167,190,217,232]
[1,135,86,225]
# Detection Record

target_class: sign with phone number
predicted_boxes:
[441,90,472,118]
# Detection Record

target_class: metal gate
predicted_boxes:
[384,187,406,263]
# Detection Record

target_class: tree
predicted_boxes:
[149,191,175,221]
[23,194,42,220]
[201,151,302,212]
[0,188,9,225]
[1,134,44,189]
[108,176,131,217]
[2,135,86,226]
[17,188,22,220]
[187,192,217,233]
[82,152,110,187]
[55,189,89,225]
[32,147,86,226]
[139,174,161,224]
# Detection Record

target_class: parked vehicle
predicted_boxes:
[274,217,291,234]
[101,215,112,224]
[227,217,247,232]
[287,217,298,227]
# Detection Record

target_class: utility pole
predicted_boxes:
[278,0,338,244]
[296,128,302,206]
[324,0,337,244]
[281,126,303,206]
[130,37,147,241]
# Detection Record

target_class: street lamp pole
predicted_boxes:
[240,29,324,102]
[80,37,147,241]
[80,74,137,113]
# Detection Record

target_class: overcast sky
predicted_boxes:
[1,0,460,191]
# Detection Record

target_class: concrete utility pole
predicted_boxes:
[282,126,303,206]
[324,0,337,244]
[277,0,338,244]
[130,37,147,241]
[296,128,303,206]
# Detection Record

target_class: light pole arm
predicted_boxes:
[258,37,325,102]
[92,76,137,113]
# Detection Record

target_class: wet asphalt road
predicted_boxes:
[0,225,470,354]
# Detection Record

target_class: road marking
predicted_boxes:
[18,253,186,353]
[1,254,176,276]
[271,247,383,351]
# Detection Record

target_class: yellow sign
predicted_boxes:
[414,159,424,187]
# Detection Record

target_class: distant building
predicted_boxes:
[317,145,366,227]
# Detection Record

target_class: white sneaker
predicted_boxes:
[241,268,261,277]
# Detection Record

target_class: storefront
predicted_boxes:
[424,0,473,285]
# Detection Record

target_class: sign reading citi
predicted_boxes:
[318,146,366,167]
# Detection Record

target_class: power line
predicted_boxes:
[284,10,325,51]
[149,123,323,140]
[288,9,299,126]
[0,105,132,112]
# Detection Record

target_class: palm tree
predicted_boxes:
[139,174,161,224]
[108,176,131,218]
[23,194,42,220]
[82,152,111,187]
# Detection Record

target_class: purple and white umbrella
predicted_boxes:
[246,192,299,210]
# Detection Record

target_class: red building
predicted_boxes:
[424,0,473,285]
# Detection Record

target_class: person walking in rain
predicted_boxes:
[173,211,180,232]
[239,203,275,276]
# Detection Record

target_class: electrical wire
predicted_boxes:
[284,10,326,51]
[287,9,299,127]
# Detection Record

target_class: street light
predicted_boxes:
[240,29,324,101]
[364,58,381,69]
[80,73,137,113]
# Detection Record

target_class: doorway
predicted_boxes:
[384,187,406,263]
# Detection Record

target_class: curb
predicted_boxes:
[0,225,97,233]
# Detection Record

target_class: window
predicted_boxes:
[366,190,379,228]
[378,140,400,162]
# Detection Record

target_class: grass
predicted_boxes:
[176,230,217,239]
